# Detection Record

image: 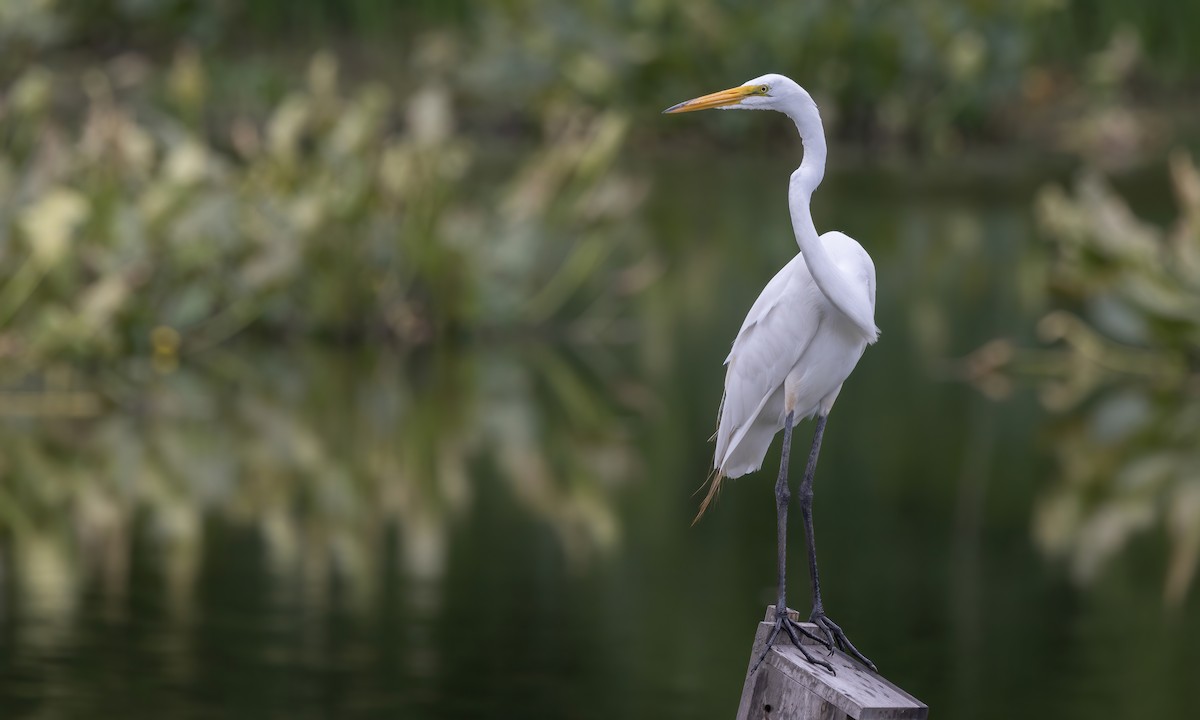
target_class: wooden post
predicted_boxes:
[735,607,928,720]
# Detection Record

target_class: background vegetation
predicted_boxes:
[1,1,1198,717]
[2,0,1197,362]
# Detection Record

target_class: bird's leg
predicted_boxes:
[800,415,877,672]
[750,411,834,676]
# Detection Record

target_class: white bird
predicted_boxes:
[665,74,879,675]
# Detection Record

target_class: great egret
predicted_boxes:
[665,74,879,675]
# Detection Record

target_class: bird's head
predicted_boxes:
[662,73,811,115]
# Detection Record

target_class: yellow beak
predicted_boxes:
[662,85,758,114]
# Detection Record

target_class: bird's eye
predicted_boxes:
[758,85,769,95]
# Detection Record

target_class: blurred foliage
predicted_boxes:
[0,0,1193,375]
[0,343,638,619]
[445,0,1199,152]
[468,0,1037,148]
[0,0,650,605]
[3,0,1199,611]
[3,0,1199,150]
[970,151,1200,605]
[0,46,648,369]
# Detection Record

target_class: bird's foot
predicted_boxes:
[809,611,877,672]
[750,609,835,675]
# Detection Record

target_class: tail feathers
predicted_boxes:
[695,388,728,523]
[708,388,727,444]
[691,466,725,525]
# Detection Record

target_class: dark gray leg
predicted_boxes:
[774,409,794,617]
[800,415,827,617]
[750,411,834,675]
[802,415,877,672]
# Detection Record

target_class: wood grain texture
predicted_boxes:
[735,607,928,720]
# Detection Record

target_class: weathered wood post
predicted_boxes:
[735,607,928,720]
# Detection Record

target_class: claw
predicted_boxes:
[751,613,836,676]
[810,612,877,672]
[811,618,836,655]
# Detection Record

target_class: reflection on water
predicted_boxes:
[2,156,1198,718]
[1,341,641,716]
[3,342,639,601]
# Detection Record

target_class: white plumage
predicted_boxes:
[664,73,881,518]
[715,232,877,478]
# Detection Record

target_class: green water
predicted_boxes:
[1,152,1197,719]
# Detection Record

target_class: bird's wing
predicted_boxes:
[823,231,879,341]
[714,254,819,475]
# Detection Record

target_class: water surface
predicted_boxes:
[1,152,1197,719]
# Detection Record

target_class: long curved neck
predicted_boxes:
[788,103,827,197]
[785,102,828,260]
[782,96,877,340]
